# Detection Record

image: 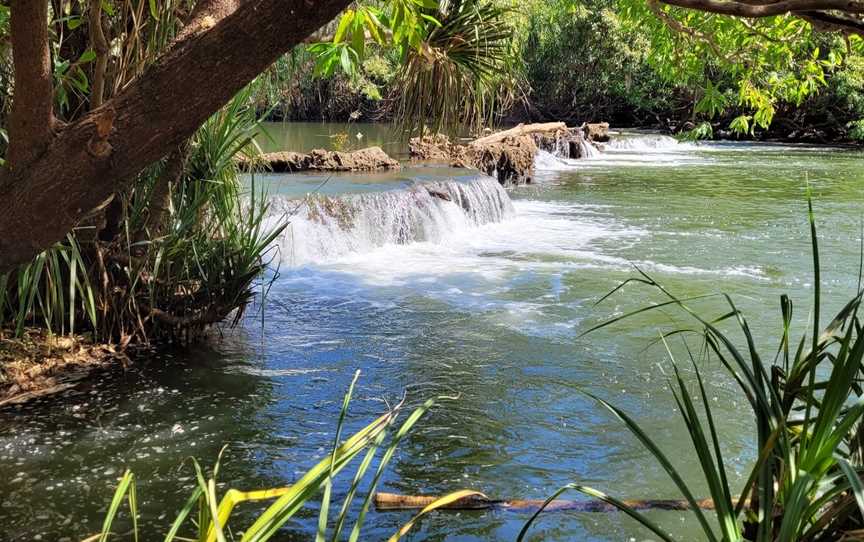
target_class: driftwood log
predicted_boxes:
[471,122,568,146]
[374,492,742,512]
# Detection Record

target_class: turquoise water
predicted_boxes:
[1,124,863,541]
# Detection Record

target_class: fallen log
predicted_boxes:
[471,122,568,146]
[374,492,742,512]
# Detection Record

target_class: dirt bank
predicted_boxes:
[0,329,129,407]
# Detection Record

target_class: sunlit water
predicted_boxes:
[2,124,864,541]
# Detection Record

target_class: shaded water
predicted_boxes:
[2,123,864,541]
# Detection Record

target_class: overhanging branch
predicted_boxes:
[659,0,864,16]
[0,0,353,272]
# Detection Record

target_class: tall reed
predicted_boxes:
[88,375,468,542]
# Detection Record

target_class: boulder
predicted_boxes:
[584,122,610,142]
[409,132,536,185]
[408,134,456,161]
[463,135,537,186]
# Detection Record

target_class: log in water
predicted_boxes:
[374,492,741,512]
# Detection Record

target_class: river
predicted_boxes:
[2,122,863,541]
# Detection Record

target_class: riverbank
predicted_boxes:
[0,329,129,407]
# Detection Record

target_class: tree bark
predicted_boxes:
[470,122,568,146]
[373,492,746,512]
[7,0,56,170]
[655,0,864,35]
[0,0,352,273]
[143,143,190,238]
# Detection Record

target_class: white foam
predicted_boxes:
[268,176,514,266]
[605,134,695,152]
[533,132,711,171]
[534,150,577,171]
[307,199,646,285]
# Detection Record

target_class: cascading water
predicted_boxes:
[534,131,707,171]
[575,137,600,158]
[605,134,691,151]
[267,175,515,266]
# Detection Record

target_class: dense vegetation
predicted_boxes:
[262,0,864,142]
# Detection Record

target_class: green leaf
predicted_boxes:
[334,10,354,44]
[78,50,97,64]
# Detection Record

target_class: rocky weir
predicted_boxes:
[239,146,401,173]
[241,122,610,183]
[410,122,609,185]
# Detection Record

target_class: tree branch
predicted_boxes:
[174,0,244,42]
[647,0,740,63]
[7,0,57,169]
[0,0,353,272]
[659,0,864,16]
[798,9,864,32]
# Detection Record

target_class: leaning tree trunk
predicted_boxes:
[0,0,353,273]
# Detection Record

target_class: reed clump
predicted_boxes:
[521,198,864,541]
[0,88,283,354]
[87,374,469,542]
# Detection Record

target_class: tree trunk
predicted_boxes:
[7,0,57,169]
[0,0,352,273]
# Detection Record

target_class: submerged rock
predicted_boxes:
[242,146,400,173]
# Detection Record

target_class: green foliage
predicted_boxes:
[616,0,862,133]
[393,0,518,134]
[680,120,713,140]
[0,235,97,338]
[295,0,518,133]
[523,200,864,540]
[848,120,864,142]
[520,0,677,123]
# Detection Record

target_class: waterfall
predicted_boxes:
[576,137,600,158]
[605,134,688,151]
[267,176,515,266]
[533,129,600,160]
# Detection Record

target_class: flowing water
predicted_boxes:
[2,123,864,541]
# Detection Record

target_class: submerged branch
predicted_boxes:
[374,492,746,512]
